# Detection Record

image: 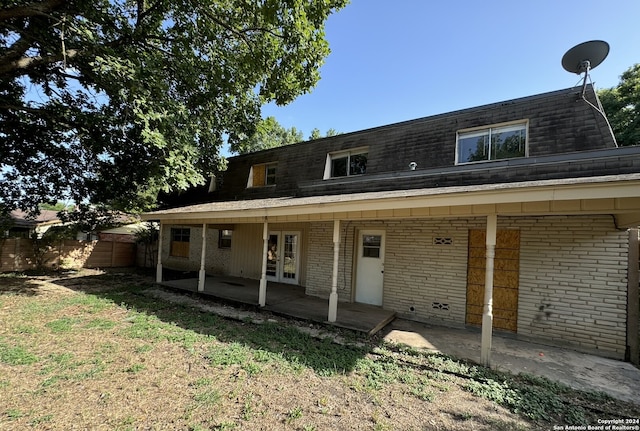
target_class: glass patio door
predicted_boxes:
[265,231,300,284]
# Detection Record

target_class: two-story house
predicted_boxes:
[142,85,640,364]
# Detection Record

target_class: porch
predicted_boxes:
[159,274,396,335]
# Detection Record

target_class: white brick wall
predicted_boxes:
[306,219,484,324]
[506,215,628,357]
[305,215,628,358]
[383,218,481,327]
[306,221,355,300]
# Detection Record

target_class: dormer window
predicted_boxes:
[247,162,277,188]
[456,122,527,164]
[324,148,368,179]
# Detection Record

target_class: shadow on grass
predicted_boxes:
[52,269,370,376]
[0,274,49,296]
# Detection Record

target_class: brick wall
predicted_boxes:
[383,219,481,327]
[305,222,333,298]
[305,215,628,358]
[306,221,355,301]
[306,218,481,325]
[506,215,628,358]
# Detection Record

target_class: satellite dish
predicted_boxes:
[562,40,609,74]
[561,40,618,148]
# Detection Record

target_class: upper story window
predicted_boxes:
[170,227,190,258]
[323,148,368,179]
[456,122,528,164]
[247,162,277,188]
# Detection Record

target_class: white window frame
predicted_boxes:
[323,147,369,180]
[455,121,528,165]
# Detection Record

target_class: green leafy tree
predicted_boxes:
[233,116,303,154]
[0,0,348,214]
[308,127,340,140]
[598,64,640,147]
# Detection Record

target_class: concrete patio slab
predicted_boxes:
[382,319,640,405]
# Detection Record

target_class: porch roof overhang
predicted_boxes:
[142,173,640,228]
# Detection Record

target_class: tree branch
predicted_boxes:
[0,15,48,64]
[2,35,33,62]
[0,48,80,77]
[200,9,251,46]
[0,103,43,115]
[0,0,66,21]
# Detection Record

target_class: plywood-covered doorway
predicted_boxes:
[466,229,520,332]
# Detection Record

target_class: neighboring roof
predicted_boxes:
[142,173,640,223]
[99,222,147,235]
[10,210,61,229]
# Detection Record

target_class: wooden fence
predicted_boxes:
[0,238,136,272]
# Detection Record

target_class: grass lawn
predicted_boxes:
[0,269,638,430]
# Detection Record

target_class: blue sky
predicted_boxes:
[261,0,640,139]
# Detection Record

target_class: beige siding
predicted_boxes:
[227,222,309,283]
[228,224,263,279]
[161,225,232,275]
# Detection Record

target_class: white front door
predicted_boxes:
[355,230,385,306]
[266,231,300,284]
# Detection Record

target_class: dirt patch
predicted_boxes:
[1,269,638,430]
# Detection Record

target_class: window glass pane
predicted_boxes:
[458,132,489,163]
[218,229,232,248]
[266,234,278,277]
[363,235,381,247]
[265,164,276,185]
[349,153,368,175]
[491,127,526,160]
[362,235,381,258]
[171,228,190,242]
[331,156,348,177]
[283,234,297,279]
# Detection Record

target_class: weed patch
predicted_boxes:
[0,340,38,365]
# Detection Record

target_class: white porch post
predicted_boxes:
[198,223,207,292]
[259,218,269,307]
[481,214,498,366]
[155,222,163,283]
[328,219,340,322]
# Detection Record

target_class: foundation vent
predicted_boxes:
[431,302,450,311]
[433,237,453,245]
